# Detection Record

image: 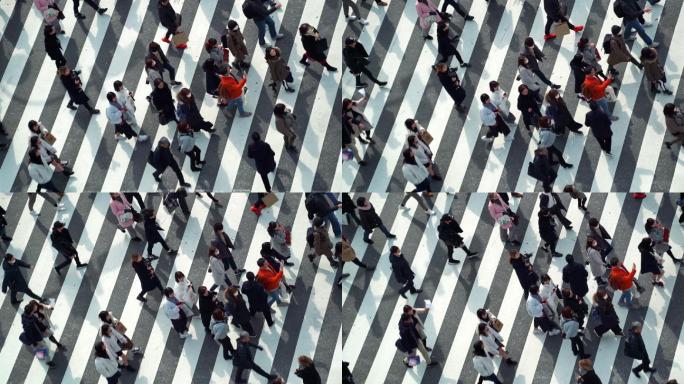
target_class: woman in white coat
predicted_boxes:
[407,134,441,181]
[113,80,138,129]
[100,324,135,371]
[477,323,517,365]
[472,341,503,383]
[539,274,560,319]
[208,246,232,292]
[489,81,515,122]
[401,148,432,196]
[174,271,197,317]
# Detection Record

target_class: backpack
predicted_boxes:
[242,1,259,19]
[306,227,314,248]
[602,34,612,54]
[163,192,180,212]
[613,0,625,18]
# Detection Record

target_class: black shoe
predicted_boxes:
[424,35,433,40]
[552,84,561,89]
[325,65,338,72]
[645,367,656,373]
[665,142,672,149]
[562,163,574,168]
[2,236,12,241]
[47,361,56,368]
[565,225,574,231]
[387,234,397,239]
[580,353,591,359]
[426,346,433,351]
[66,103,77,111]
[137,294,147,302]
[465,15,474,21]
[506,358,517,365]
[632,368,641,378]
[460,62,471,67]
[553,252,563,258]
[89,109,100,115]
[191,166,202,172]
[308,254,315,262]
[148,255,159,261]
[284,261,295,266]
[447,259,461,264]
[75,12,86,19]
[356,82,369,88]
[132,236,142,242]
[364,238,374,244]
[77,263,88,269]
[358,160,367,166]
[432,175,443,181]
[413,289,423,294]
[224,354,233,360]
[300,57,310,66]
[181,182,191,187]
[168,249,178,256]
[377,81,388,87]
[97,8,107,14]
[124,365,136,372]
[55,267,62,275]
[400,292,407,299]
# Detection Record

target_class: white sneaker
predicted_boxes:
[30,209,40,216]
[533,328,544,334]
[277,300,290,306]
[642,21,653,27]
[114,134,126,141]
[481,135,494,142]
[649,41,660,48]
[179,332,189,338]
[56,203,65,210]
[359,18,369,25]
[346,15,357,21]
[548,329,561,336]
[270,308,277,313]
[425,209,435,215]
[137,135,149,142]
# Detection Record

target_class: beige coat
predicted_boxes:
[340,239,356,262]
[224,29,248,61]
[313,227,333,257]
[267,56,290,83]
[642,57,664,83]
[607,35,633,66]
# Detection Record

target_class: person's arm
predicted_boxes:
[16,259,31,269]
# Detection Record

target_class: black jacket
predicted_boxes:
[562,261,589,297]
[520,44,545,71]
[621,0,645,21]
[151,145,180,172]
[0,205,7,228]
[390,254,414,284]
[158,1,178,29]
[178,97,212,131]
[234,340,259,367]
[143,217,165,243]
[60,72,89,104]
[211,232,236,265]
[437,70,464,104]
[2,259,31,293]
[595,294,620,326]
[241,280,269,311]
[198,291,218,315]
[579,369,602,384]
[585,109,613,139]
[44,34,63,61]
[50,229,77,256]
[132,258,161,291]
[358,204,383,231]
[533,152,557,183]
[301,28,327,61]
[437,28,460,58]
[225,297,251,326]
[437,218,464,245]
[398,321,420,350]
[151,83,175,118]
[543,0,562,18]
[305,193,337,218]
[244,0,277,21]
[625,329,648,360]
[538,213,558,243]
[540,192,566,212]
[21,313,44,345]
[295,364,322,384]
[546,101,581,131]
[511,257,539,290]
[247,140,276,174]
[343,43,370,74]
[639,243,661,275]
[342,193,356,215]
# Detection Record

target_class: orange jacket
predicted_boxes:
[583,75,612,101]
[609,265,636,291]
[256,266,283,292]
[218,75,246,100]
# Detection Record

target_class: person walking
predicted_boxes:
[211,222,246,276]
[294,355,322,384]
[222,20,250,70]
[539,208,562,258]
[234,332,279,383]
[562,255,589,298]
[177,122,204,172]
[299,23,337,71]
[342,193,361,226]
[72,0,106,18]
[174,271,197,315]
[518,56,543,104]
[176,88,215,133]
[517,84,542,132]
[158,0,187,49]
[310,217,339,267]
[109,193,142,241]
[50,221,88,275]
[577,358,602,384]
[343,37,387,89]
[607,25,643,75]
[440,0,475,22]
[416,0,441,40]
[592,287,623,337]
[44,25,66,67]
[0,205,10,242]
[570,54,591,101]
[586,238,608,285]
[2,254,47,305]
[398,313,435,366]
[645,218,681,263]
[578,38,607,81]
[59,66,100,114]
[437,213,477,264]
[218,66,252,117]
[224,286,255,336]
[531,148,557,190]
[210,309,236,360]
[241,272,274,327]
[561,306,590,358]
[265,46,295,94]
[274,103,297,150]
[563,185,588,211]
[434,63,466,111]
[545,89,583,134]
[489,81,514,122]
[625,321,656,377]
[584,101,613,155]
[151,79,178,125]
[638,238,665,287]
[131,254,163,302]
[202,58,222,97]
[335,237,375,286]
[587,217,613,257]
[520,37,561,88]
[342,96,375,144]
[93,342,121,383]
[510,249,538,297]
[247,132,277,193]
[106,92,147,142]
[147,42,182,86]
[582,67,616,120]
[343,0,369,25]
[150,137,190,187]
[664,103,684,150]
[477,323,517,365]
[100,324,136,372]
[540,189,574,229]
[488,193,521,246]
[526,284,561,336]
[256,258,288,307]
[542,0,583,41]
[143,209,178,258]
[472,341,502,383]
[436,22,470,67]
[356,196,396,244]
[208,247,233,292]
[608,258,639,308]
[267,221,294,264]
[536,117,574,167]
[390,246,423,298]
[619,0,659,48]
[163,288,190,338]
[197,286,220,332]
[113,80,140,129]
[561,287,588,329]
[479,93,511,143]
[242,0,283,47]
[401,148,433,201]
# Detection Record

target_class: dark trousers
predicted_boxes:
[153,163,187,185]
[340,258,366,275]
[10,287,43,303]
[52,53,67,68]
[534,316,559,332]
[258,171,272,193]
[444,240,470,261]
[164,26,178,40]
[250,306,274,327]
[171,311,188,334]
[161,61,177,81]
[550,206,572,228]
[235,363,273,383]
[544,238,558,254]
[55,252,84,272]
[477,374,503,384]
[441,0,468,17]
[363,223,392,242]
[236,319,255,336]
[570,335,585,356]
[533,69,555,87]
[219,336,235,358]
[185,146,202,167]
[439,50,465,65]
[354,66,381,85]
[254,17,277,45]
[106,371,121,384]
[594,322,622,337]
[544,16,575,35]
[73,0,99,14]
[342,0,361,17]
[398,279,418,296]
[547,145,569,166]
[147,238,170,256]
[596,136,611,153]
[124,193,145,210]
[139,278,163,299]
[633,357,652,373]
[115,123,138,139]
[28,191,59,211]
[346,211,361,225]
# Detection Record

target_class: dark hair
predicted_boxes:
[177,121,191,133]
[251,132,261,142]
[477,322,488,335]
[153,78,164,87]
[664,103,676,116]
[638,237,653,252]
[565,254,574,264]
[390,245,400,254]
[561,306,573,319]
[174,271,185,282]
[577,37,589,50]
[480,94,490,103]
[94,341,109,358]
[645,218,655,230]
[98,311,111,323]
[205,38,218,53]
[589,101,599,111]
[538,116,552,128]
[609,257,619,267]
[101,324,111,336]
[541,274,551,283]
[476,308,488,320]
[611,25,621,36]
[164,287,175,297]
[402,148,416,165]
[198,286,208,295]
[489,81,500,92]
[356,196,366,206]
[524,37,534,47]
[273,103,287,116]
[4,253,14,261]
[106,92,116,102]
[473,341,487,357]
[589,218,599,227]
[227,20,238,30]
[404,118,416,130]
[298,23,311,35]
[246,271,255,281]
[149,42,161,51]
[213,223,223,232]
[518,84,528,93]
[517,56,528,67]
[53,221,65,229]
[212,308,224,321]
[529,284,539,295]
[113,80,123,91]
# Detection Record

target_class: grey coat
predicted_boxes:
[270,228,291,258]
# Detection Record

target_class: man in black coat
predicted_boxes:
[73,0,107,18]
[543,0,582,40]
[0,205,11,242]
[540,188,573,230]
[625,321,656,377]
[243,0,283,47]
[241,272,274,327]
[44,26,66,67]
[212,222,246,275]
[305,193,342,237]
[150,136,191,187]
[158,0,180,42]
[50,221,88,275]
[538,209,562,258]
[343,37,387,88]
[437,214,477,264]
[143,209,177,258]
[585,101,613,154]
[233,331,278,383]
[562,255,589,297]
[60,67,100,114]
[587,217,613,257]
[341,193,360,225]
[2,254,47,304]
[247,132,276,193]
[532,148,557,191]
[356,196,395,244]
[390,246,422,298]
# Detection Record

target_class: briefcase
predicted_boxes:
[43,132,57,145]
[553,21,570,38]
[262,193,279,207]
[418,130,433,145]
[172,31,189,46]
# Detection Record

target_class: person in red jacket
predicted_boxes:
[582,67,617,121]
[608,257,638,308]
[218,67,252,117]
[255,258,288,307]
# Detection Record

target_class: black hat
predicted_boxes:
[345,36,356,45]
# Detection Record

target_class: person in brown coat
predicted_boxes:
[607,25,642,75]
[335,237,375,286]
[273,103,296,150]
[265,46,294,94]
[222,20,249,70]
[664,103,684,150]
[310,217,338,268]
[640,47,672,95]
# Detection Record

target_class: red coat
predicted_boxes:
[609,265,635,291]
[256,265,283,292]
[218,75,246,100]
[582,75,612,101]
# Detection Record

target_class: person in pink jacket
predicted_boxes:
[416,0,442,40]
[109,193,142,241]
[34,0,56,12]
[487,193,521,245]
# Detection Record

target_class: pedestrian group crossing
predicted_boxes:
[334,0,684,193]
[0,192,338,383]
[342,192,684,383]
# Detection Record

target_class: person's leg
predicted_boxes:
[596,97,610,117]
[73,253,86,267]
[83,0,100,10]
[55,255,72,272]
[548,146,569,166]
[162,62,177,81]
[220,337,235,358]
[544,17,555,35]
[254,19,267,45]
[445,242,455,261]
[250,363,275,380]
[499,226,510,243]
[265,16,277,38]
[73,0,80,14]
[259,171,272,193]
[377,223,393,238]
[327,212,342,237]
[415,340,432,365]
[363,229,373,243]
[440,0,455,13]
[170,163,188,185]
[28,193,37,212]
[23,288,44,302]
[533,69,555,87]
[360,66,381,84]
[594,323,608,337]
[453,2,468,17]
[343,0,351,17]
[262,307,274,326]
[552,207,573,227]
[628,19,653,45]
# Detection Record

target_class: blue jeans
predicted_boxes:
[595,97,610,117]
[254,17,276,45]
[267,289,282,306]
[324,212,341,237]
[226,96,246,114]
[363,223,392,242]
[624,18,653,46]
[619,288,632,306]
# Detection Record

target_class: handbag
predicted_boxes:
[553,21,570,38]
[114,321,128,334]
[490,318,504,332]
[118,212,134,224]
[43,132,57,145]
[262,192,279,207]
[418,130,433,145]
[172,31,189,46]
[285,68,294,83]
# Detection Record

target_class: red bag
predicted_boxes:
[632,193,647,199]
[663,228,670,243]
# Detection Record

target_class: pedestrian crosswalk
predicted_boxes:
[333,0,683,193]
[341,192,684,383]
[0,192,337,383]
[0,0,340,193]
